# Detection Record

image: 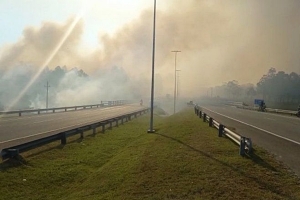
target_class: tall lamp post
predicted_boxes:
[171,50,181,114]
[148,0,157,133]
[176,69,181,98]
[45,81,50,109]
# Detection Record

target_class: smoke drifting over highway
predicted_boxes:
[1,0,300,109]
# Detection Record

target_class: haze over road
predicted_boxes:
[200,104,300,176]
[0,104,145,150]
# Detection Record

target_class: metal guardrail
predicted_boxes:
[1,107,149,160]
[0,100,127,117]
[194,105,252,156]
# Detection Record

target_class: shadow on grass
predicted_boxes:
[154,132,292,198]
[0,155,28,171]
[247,148,278,172]
[0,137,87,171]
[25,137,85,159]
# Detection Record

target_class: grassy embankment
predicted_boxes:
[0,107,299,200]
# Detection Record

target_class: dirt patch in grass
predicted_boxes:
[0,108,299,200]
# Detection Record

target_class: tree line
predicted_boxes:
[0,66,88,110]
[213,68,300,106]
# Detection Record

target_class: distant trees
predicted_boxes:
[256,68,300,103]
[0,66,89,110]
[213,67,300,104]
[214,80,250,100]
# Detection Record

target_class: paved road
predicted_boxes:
[0,104,146,150]
[200,104,300,176]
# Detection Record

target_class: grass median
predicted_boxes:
[0,107,299,200]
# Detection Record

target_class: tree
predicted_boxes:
[257,68,300,103]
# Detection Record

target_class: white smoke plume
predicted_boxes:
[1,0,300,109]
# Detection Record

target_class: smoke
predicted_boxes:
[0,17,83,70]
[0,65,144,110]
[1,0,300,109]
[89,0,300,96]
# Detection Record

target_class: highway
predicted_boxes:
[200,104,300,176]
[0,104,145,150]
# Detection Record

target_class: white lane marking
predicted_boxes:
[0,105,128,123]
[0,106,145,144]
[202,107,300,146]
[0,125,78,144]
[264,117,275,121]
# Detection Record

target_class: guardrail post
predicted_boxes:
[38,110,40,114]
[209,117,213,127]
[6,149,19,158]
[102,123,105,133]
[109,121,112,129]
[239,136,246,156]
[203,113,206,122]
[80,130,84,139]
[219,125,224,137]
[116,119,119,127]
[90,125,96,135]
[199,111,202,118]
[245,138,252,154]
[19,112,21,117]
[61,133,67,145]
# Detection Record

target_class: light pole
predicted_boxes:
[171,50,181,114]
[45,81,50,109]
[148,0,156,133]
[176,70,181,98]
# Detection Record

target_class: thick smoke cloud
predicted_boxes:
[0,66,144,110]
[0,17,83,70]
[89,0,300,96]
[1,0,300,110]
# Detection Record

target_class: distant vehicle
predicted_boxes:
[258,101,267,112]
[255,99,266,112]
[187,101,194,106]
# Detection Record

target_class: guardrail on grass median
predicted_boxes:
[0,100,127,117]
[194,105,252,156]
[1,107,149,160]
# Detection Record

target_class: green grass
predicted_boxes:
[0,108,299,200]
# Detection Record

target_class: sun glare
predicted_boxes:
[3,1,91,113]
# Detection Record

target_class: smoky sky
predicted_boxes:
[1,0,300,102]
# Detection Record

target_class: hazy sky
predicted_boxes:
[0,0,159,48]
[1,0,300,99]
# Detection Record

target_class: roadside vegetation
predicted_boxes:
[0,107,299,199]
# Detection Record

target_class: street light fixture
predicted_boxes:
[176,69,181,98]
[44,81,50,109]
[171,50,181,114]
[148,0,157,133]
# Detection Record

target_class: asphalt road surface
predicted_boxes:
[0,104,146,150]
[200,104,300,176]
